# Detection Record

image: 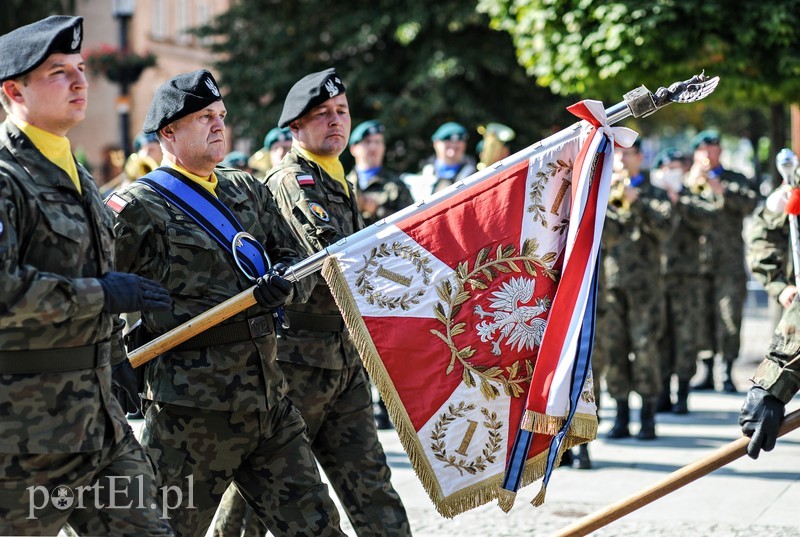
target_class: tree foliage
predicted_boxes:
[197,0,577,171]
[477,0,800,105]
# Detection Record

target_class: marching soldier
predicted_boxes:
[264,67,411,536]
[0,16,173,535]
[653,148,716,414]
[740,197,799,458]
[691,130,759,393]
[603,140,672,440]
[108,69,344,537]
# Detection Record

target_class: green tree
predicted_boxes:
[477,0,800,180]
[0,1,76,36]
[197,0,577,171]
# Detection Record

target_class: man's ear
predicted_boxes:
[1,80,24,104]
[159,124,176,142]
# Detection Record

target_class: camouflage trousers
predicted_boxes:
[0,429,173,536]
[700,272,747,361]
[213,362,411,537]
[602,285,664,399]
[141,398,344,537]
[659,274,706,381]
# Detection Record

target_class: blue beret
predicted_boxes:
[432,122,467,142]
[143,69,222,134]
[349,120,384,147]
[653,147,685,169]
[692,129,720,150]
[222,151,249,168]
[278,68,346,128]
[0,16,83,82]
[263,126,292,149]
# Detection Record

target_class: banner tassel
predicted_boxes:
[497,487,517,513]
[531,484,547,507]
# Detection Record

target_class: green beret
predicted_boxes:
[133,132,159,151]
[222,151,249,168]
[0,16,83,82]
[652,147,685,169]
[691,129,720,150]
[278,68,346,128]
[432,122,467,142]
[263,126,292,149]
[143,69,222,134]
[349,120,384,147]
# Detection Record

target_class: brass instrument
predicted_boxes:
[248,148,271,177]
[609,154,631,211]
[477,122,515,170]
[686,157,710,195]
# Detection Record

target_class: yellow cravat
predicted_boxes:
[10,116,81,194]
[294,143,349,196]
[167,162,218,198]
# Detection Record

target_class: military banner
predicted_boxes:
[321,100,637,517]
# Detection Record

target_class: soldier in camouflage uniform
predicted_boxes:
[108,70,344,537]
[689,130,759,393]
[264,68,411,536]
[653,149,717,414]
[347,119,414,227]
[603,140,672,440]
[740,198,799,458]
[0,16,174,535]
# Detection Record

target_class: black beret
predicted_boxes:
[278,68,346,128]
[0,16,83,82]
[143,69,222,134]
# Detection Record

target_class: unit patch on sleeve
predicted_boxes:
[308,202,330,222]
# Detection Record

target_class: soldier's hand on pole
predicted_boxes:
[739,386,785,459]
[98,272,172,313]
[111,358,142,414]
[253,272,293,308]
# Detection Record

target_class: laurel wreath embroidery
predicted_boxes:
[430,403,503,476]
[528,159,573,228]
[431,239,559,400]
[354,241,433,310]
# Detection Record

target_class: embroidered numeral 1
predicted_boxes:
[455,419,479,456]
[550,177,571,215]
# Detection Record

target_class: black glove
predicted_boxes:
[739,386,785,459]
[253,272,293,308]
[111,359,141,414]
[98,272,171,314]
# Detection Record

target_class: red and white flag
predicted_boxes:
[321,100,637,517]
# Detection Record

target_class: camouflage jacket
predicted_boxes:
[747,204,793,303]
[0,120,127,454]
[265,148,363,369]
[110,167,310,412]
[603,176,673,289]
[662,189,717,276]
[752,298,800,403]
[702,169,759,277]
[346,167,414,226]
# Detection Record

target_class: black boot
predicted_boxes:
[559,448,575,467]
[655,375,673,413]
[692,358,715,391]
[575,444,592,470]
[606,398,631,439]
[637,399,657,440]
[722,360,738,393]
[672,379,690,414]
[374,397,393,430]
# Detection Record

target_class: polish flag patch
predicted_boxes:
[297,175,315,187]
[105,193,128,214]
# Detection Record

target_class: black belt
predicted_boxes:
[284,311,345,332]
[0,342,110,374]
[174,315,273,351]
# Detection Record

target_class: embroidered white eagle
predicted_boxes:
[474,276,550,356]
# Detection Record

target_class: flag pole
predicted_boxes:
[550,408,800,537]
[127,72,719,369]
